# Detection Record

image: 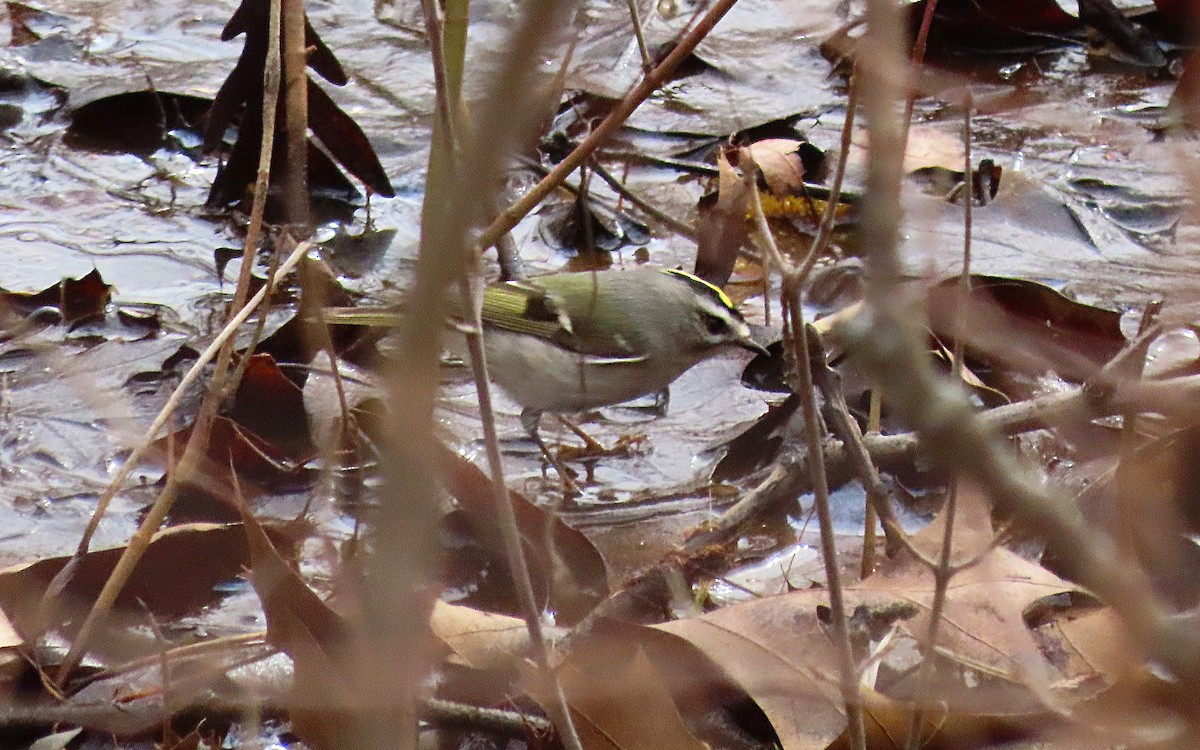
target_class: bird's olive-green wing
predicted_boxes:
[480,280,571,339]
[483,278,646,361]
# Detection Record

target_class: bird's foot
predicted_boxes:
[522,409,584,495]
[553,414,607,455]
[554,428,648,463]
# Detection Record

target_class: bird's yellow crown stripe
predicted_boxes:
[661,268,734,310]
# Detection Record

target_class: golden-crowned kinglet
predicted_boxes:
[329,267,767,435]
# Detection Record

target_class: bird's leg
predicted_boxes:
[651,387,670,417]
[521,408,582,494]
[519,407,544,440]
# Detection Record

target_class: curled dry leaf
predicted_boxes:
[236,497,411,750]
[0,522,275,649]
[651,489,1091,750]
[552,649,708,750]
[694,145,751,287]
[927,275,1126,388]
[1,268,112,325]
[429,600,535,674]
[827,684,1064,750]
[747,138,807,197]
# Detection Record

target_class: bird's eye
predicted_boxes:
[703,313,727,336]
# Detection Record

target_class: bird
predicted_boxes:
[474,267,767,435]
[326,267,767,470]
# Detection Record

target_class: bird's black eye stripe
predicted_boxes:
[704,312,727,335]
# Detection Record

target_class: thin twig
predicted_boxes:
[53,241,312,684]
[861,380,883,576]
[904,97,975,749]
[281,0,309,226]
[85,632,270,686]
[802,63,859,278]
[790,307,866,750]
[624,0,653,71]
[460,278,582,750]
[904,86,971,740]
[51,3,292,684]
[420,0,457,149]
[1114,301,1160,560]
[589,158,698,240]
[462,0,586,738]
[899,0,941,151]
[953,87,973,385]
[904,478,957,750]
[476,0,741,253]
[687,370,1200,555]
[853,0,1200,711]
[809,343,903,556]
[421,697,553,738]
[749,161,866,750]
[225,231,288,400]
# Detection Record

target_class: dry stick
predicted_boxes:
[750,170,866,750]
[51,3,292,684]
[88,631,270,685]
[859,404,883,577]
[624,0,653,71]
[376,0,583,744]
[858,440,878,574]
[1114,302,1160,561]
[902,87,973,750]
[688,370,1200,556]
[683,455,802,553]
[899,0,941,150]
[517,153,711,253]
[805,67,882,577]
[281,0,309,226]
[421,697,553,738]
[1086,318,1165,396]
[809,348,903,556]
[579,162,597,254]
[689,369,1200,582]
[423,0,579,738]
[792,306,866,750]
[494,226,526,282]
[52,242,312,685]
[588,158,698,240]
[225,231,289,405]
[982,373,1200,441]
[460,282,581,750]
[475,0,740,254]
[951,88,973,382]
[854,0,1200,713]
[903,483,958,750]
[420,0,457,148]
[301,307,358,520]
